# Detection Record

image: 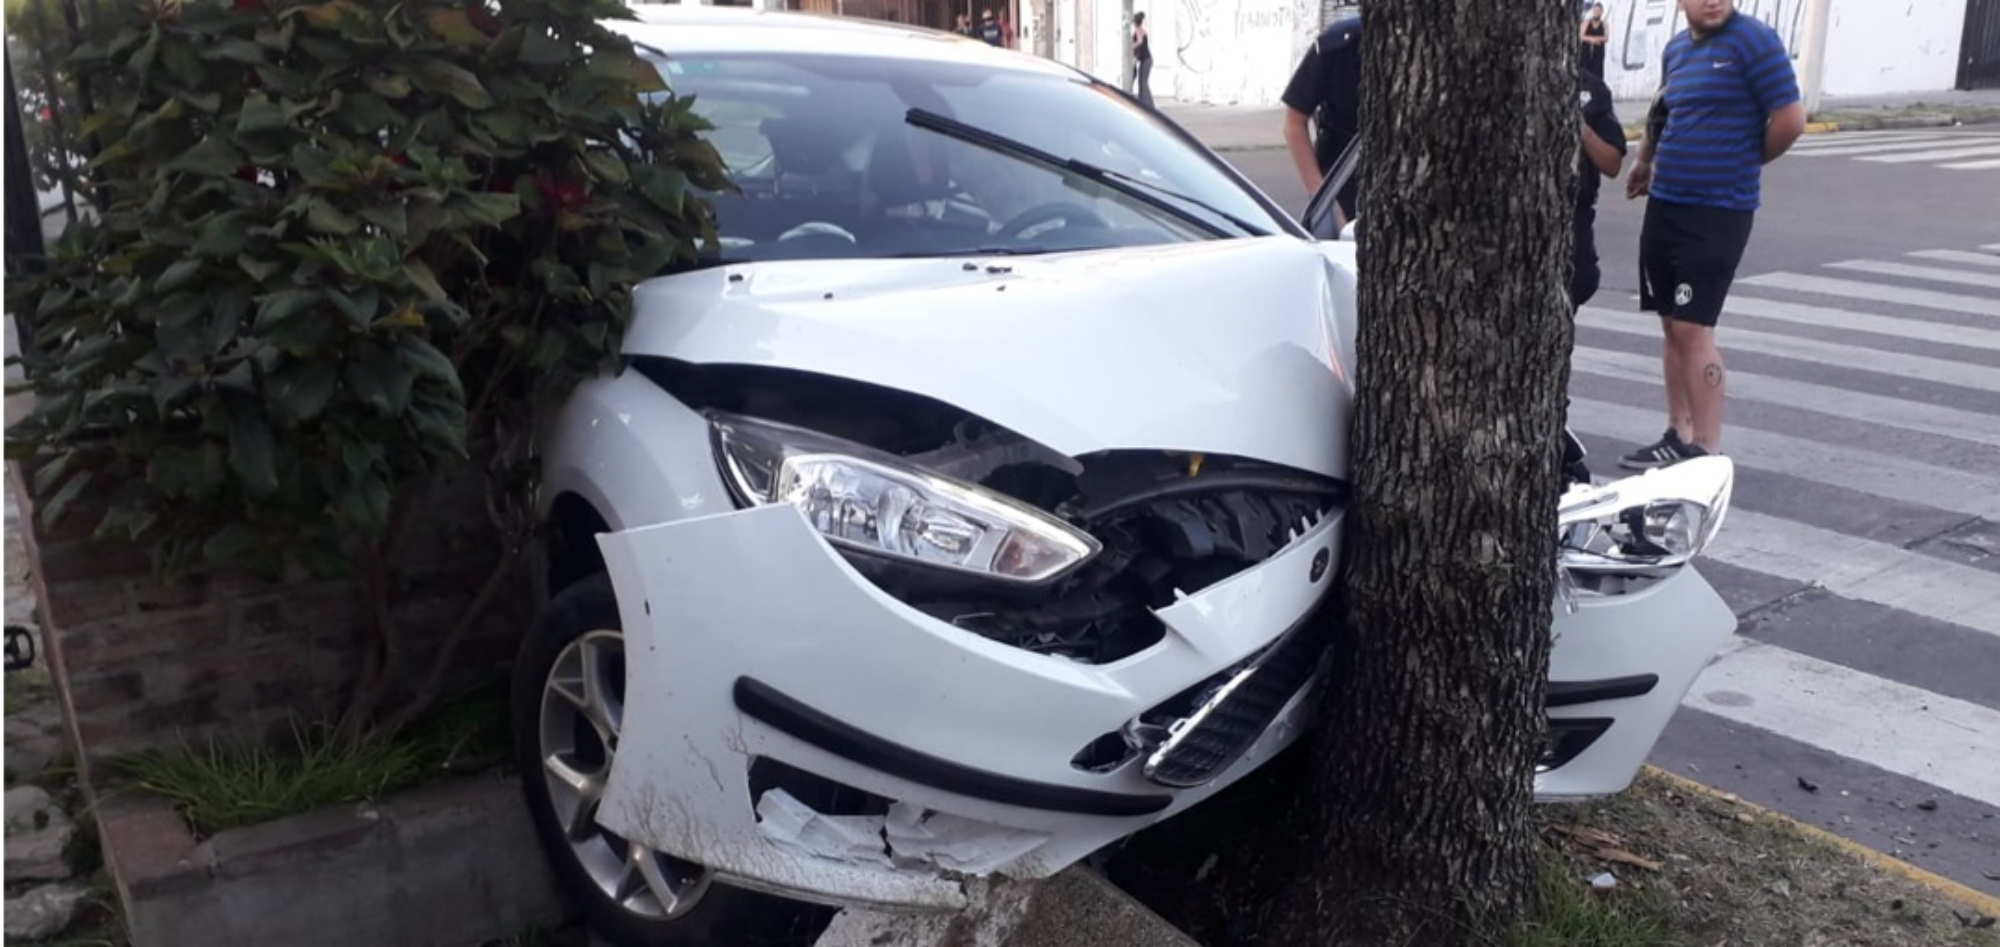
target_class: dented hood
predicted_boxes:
[624,236,1358,479]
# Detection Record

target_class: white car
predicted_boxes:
[512,8,1741,945]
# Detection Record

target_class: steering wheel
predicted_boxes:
[997,202,1109,241]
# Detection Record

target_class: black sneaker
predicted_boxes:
[1617,429,1703,470]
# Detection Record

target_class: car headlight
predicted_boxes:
[1556,455,1733,574]
[710,412,1100,584]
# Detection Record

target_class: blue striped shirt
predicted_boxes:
[1650,13,1800,212]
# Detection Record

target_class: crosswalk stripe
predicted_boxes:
[1789,133,1968,150]
[1943,158,2000,170]
[1908,249,2000,269]
[1576,307,2000,395]
[1733,272,2000,318]
[1860,144,2000,164]
[1567,397,2000,520]
[1725,294,2000,352]
[1684,639,2000,809]
[1790,137,2000,158]
[1571,345,2000,449]
[1828,259,2000,291]
[1703,509,2000,642]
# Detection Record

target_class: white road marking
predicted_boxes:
[1943,158,2000,170]
[1724,294,2000,353]
[1828,260,2000,291]
[1571,345,2000,449]
[1860,144,2000,164]
[1734,273,2000,318]
[1567,397,2000,519]
[1791,137,2000,158]
[1908,249,2000,269]
[1789,133,1974,150]
[1702,509,2000,643]
[1684,639,2000,809]
[1576,307,2000,394]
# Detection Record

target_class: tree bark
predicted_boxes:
[1272,1,1577,942]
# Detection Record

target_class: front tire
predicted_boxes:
[511,574,828,946]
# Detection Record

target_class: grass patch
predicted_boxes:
[108,684,509,837]
[1504,856,1676,947]
[5,665,56,716]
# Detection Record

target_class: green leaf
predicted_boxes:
[148,444,227,498]
[328,286,381,329]
[407,388,468,459]
[358,204,407,239]
[179,89,223,113]
[267,361,339,424]
[162,42,205,86]
[426,9,490,46]
[30,454,74,498]
[446,192,519,228]
[228,408,280,497]
[237,94,291,134]
[397,336,464,398]
[518,28,571,66]
[255,289,322,330]
[202,523,258,565]
[195,211,252,258]
[306,199,360,235]
[202,288,254,356]
[409,60,493,109]
[343,353,416,415]
[167,135,244,177]
[402,260,446,301]
[155,258,205,295]
[239,255,286,283]
[38,470,93,531]
[637,165,688,215]
[366,70,413,100]
[203,39,268,64]
[581,149,631,186]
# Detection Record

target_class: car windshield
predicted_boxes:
[642,51,1293,262]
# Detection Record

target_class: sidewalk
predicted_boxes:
[1161,87,2000,153]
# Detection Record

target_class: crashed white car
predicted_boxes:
[512,7,1741,945]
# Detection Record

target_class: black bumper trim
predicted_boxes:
[1545,674,1659,708]
[733,677,1173,818]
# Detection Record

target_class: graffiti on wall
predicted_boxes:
[1163,0,1314,103]
[1603,0,1806,96]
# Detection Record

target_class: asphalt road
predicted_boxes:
[1226,129,2000,897]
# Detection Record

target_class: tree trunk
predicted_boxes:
[1272,2,1578,942]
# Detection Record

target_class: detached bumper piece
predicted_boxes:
[1142,617,1327,789]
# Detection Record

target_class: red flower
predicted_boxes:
[466,3,500,37]
[534,175,587,211]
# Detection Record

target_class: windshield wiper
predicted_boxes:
[904,109,1267,240]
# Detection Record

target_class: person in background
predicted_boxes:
[1619,0,1805,469]
[978,8,1004,46]
[1279,14,1362,223]
[1131,12,1155,108]
[953,12,973,36]
[1580,3,1609,78]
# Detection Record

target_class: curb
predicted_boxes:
[1642,765,2000,920]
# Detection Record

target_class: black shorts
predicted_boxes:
[1638,198,1755,327]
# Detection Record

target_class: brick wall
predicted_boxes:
[8,456,530,778]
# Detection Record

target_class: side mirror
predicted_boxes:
[1300,137,1361,242]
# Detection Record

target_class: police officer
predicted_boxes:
[1280,15,1362,223]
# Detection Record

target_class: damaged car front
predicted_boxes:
[510,9,1363,945]
[509,9,1743,947]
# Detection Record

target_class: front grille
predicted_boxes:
[1142,618,1328,788]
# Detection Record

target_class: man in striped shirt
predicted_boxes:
[1619,0,1805,470]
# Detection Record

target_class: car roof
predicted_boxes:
[607,5,1083,81]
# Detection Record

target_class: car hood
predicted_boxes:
[624,236,1358,479]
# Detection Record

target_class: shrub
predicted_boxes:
[5,0,729,730]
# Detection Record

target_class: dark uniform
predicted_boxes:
[1279,16,1363,218]
[1574,69,1626,310]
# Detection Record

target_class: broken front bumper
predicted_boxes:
[592,501,1343,912]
